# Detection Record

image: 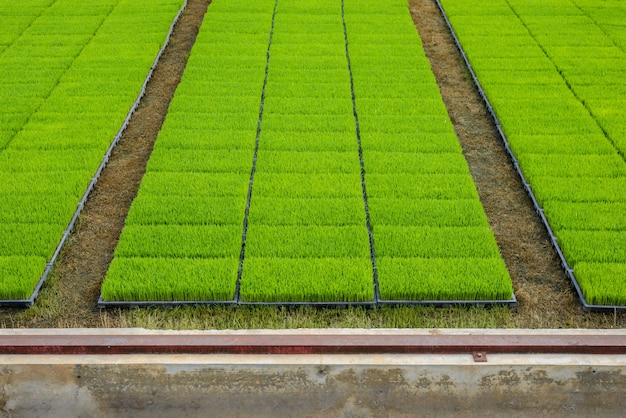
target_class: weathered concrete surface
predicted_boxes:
[0,329,625,417]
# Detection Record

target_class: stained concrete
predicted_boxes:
[0,329,625,417]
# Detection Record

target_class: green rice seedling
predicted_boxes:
[173,81,264,101]
[358,115,455,135]
[482,84,572,105]
[146,148,254,173]
[162,112,259,132]
[125,196,246,226]
[356,98,449,117]
[507,134,616,156]
[265,82,351,99]
[186,56,265,72]
[268,55,347,71]
[255,150,360,174]
[115,225,243,258]
[366,174,480,200]
[544,201,626,231]
[443,17,529,37]
[37,95,130,115]
[248,197,365,226]
[240,257,374,302]
[252,173,363,198]
[576,262,626,306]
[0,171,88,197]
[260,114,355,134]
[476,70,564,86]
[139,172,250,197]
[374,226,502,259]
[518,154,626,180]
[557,230,626,264]
[0,256,47,300]
[271,33,345,47]
[474,57,556,72]
[350,56,429,73]
[548,45,624,61]
[0,113,31,133]
[186,67,264,84]
[23,19,104,37]
[0,223,65,257]
[377,257,513,301]
[154,129,256,151]
[431,0,512,17]
[275,22,340,35]
[368,199,489,227]
[531,176,626,204]
[0,149,104,172]
[258,130,356,152]
[11,126,113,150]
[191,33,269,47]
[359,132,462,153]
[262,97,353,116]
[0,97,44,115]
[464,43,545,60]
[0,195,75,224]
[245,225,371,258]
[267,68,349,84]
[348,34,418,46]
[493,97,588,119]
[270,44,346,59]
[503,116,598,136]
[363,152,470,175]
[101,257,238,302]
[274,15,341,31]
[168,95,260,115]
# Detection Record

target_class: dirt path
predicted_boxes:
[0,0,622,328]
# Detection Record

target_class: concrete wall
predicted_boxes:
[1,329,625,417]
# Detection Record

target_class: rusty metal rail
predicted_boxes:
[1,333,625,356]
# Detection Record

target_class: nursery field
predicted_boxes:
[0,0,624,328]
[100,0,514,305]
[0,0,186,301]
[439,0,626,307]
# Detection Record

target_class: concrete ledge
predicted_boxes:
[0,329,625,417]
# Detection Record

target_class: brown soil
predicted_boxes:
[0,0,622,329]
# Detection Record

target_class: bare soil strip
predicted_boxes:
[0,0,622,328]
